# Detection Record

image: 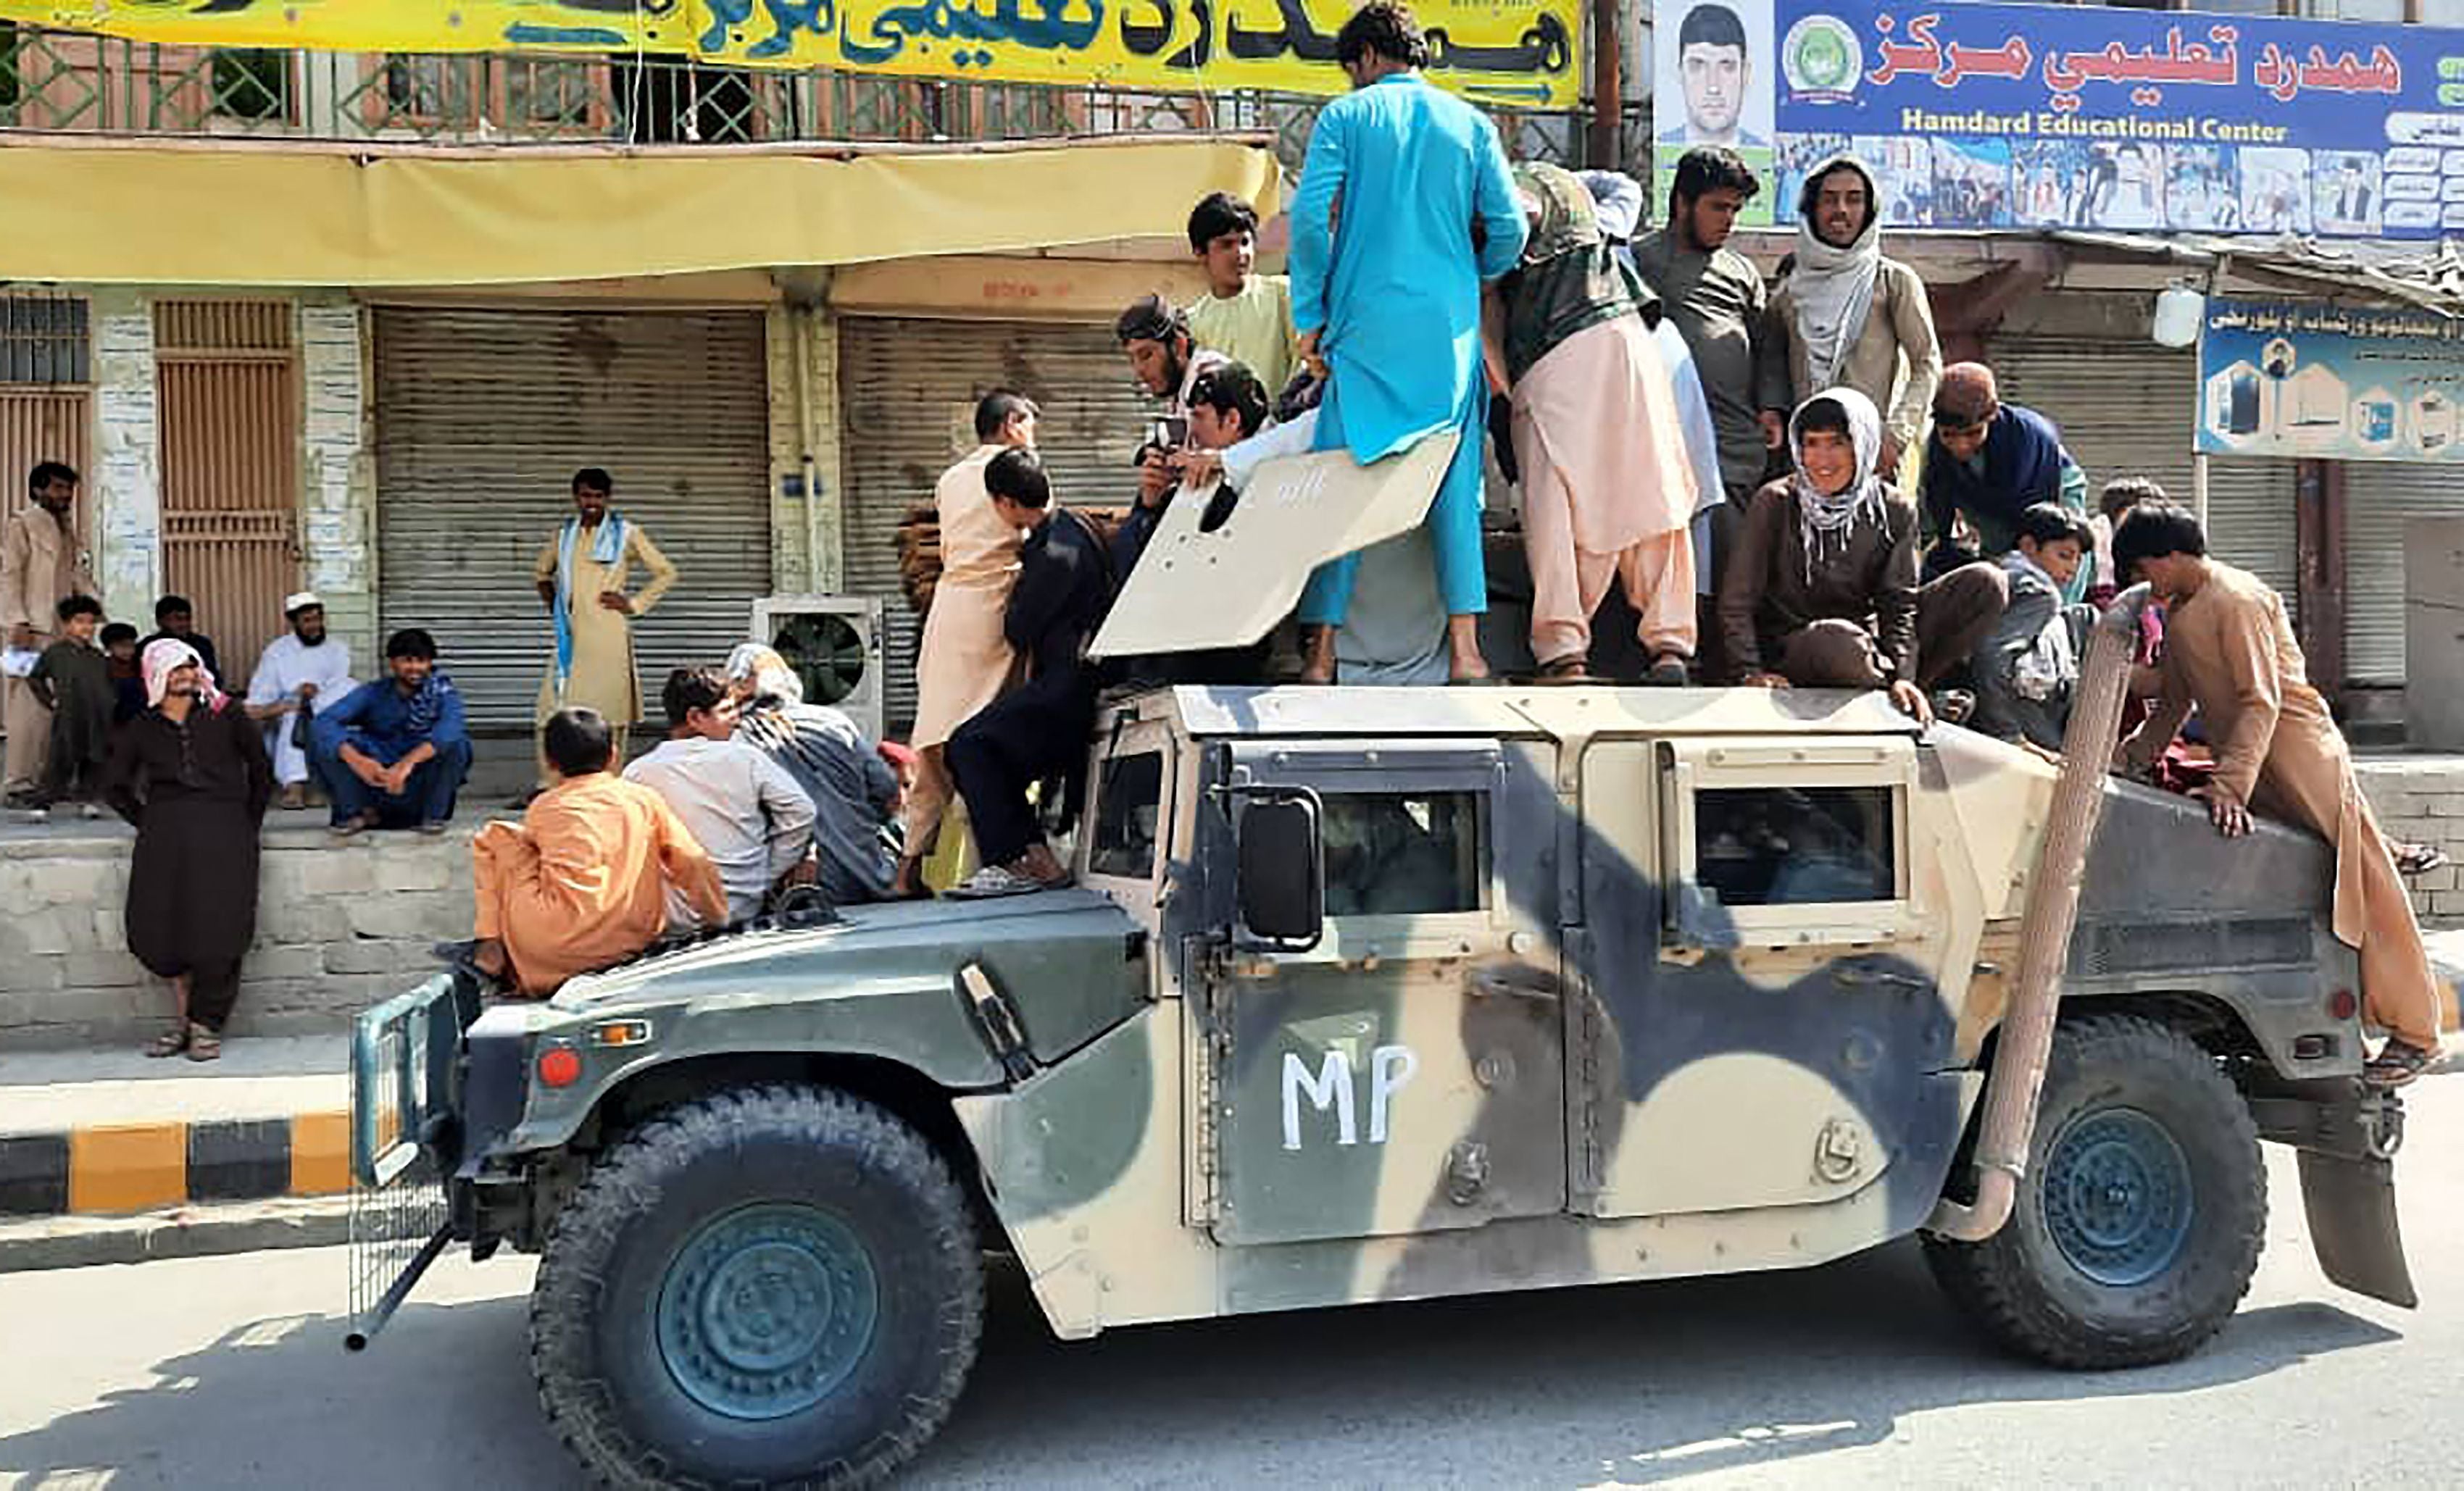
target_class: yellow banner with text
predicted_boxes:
[0,1,1580,109]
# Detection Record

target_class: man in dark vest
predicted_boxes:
[945,450,1115,898]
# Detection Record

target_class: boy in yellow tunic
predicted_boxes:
[2116,502,2447,1086]
[532,467,676,772]
[1183,191,1299,400]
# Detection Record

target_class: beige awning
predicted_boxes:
[0,135,1283,288]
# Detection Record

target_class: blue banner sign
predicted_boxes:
[2197,297,2464,462]
[1653,0,2464,238]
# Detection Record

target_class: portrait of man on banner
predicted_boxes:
[1653,0,1778,227]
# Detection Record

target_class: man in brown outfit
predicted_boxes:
[1720,388,2005,724]
[2116,502,2446,1086]
[3,462,94,805]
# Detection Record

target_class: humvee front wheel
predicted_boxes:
[1923,1015,2264,1369]
[530,1085,983,1489]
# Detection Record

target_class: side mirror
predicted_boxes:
[1236,792,1324,952]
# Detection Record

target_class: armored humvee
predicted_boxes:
[347,668,2418,1489]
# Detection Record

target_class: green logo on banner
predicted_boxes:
[1783,15,1862,96]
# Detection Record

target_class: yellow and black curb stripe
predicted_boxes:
[0,1112,350,1218]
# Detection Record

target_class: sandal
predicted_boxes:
[143,1024,190,1058]
[1645,653,1692,688]
[1534,657,1592,686]
[184,1024,222,1063]
[2364,1037,2438,1088]
[2397,843,2449,877]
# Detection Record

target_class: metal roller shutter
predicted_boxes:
[838,316,1158,737]
[1990,336,2299,612]
[374,307,772,730]
[2342,462,2453,686]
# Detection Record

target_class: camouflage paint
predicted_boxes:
[423,682,2367,1342]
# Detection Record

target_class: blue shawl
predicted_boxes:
[552,514,629,698]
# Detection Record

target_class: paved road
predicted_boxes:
[6,1081,2463,1490]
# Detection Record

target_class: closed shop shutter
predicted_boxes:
[2342,462,2455,685]
[374,307,772,730]
[1990,335,2299,612]
[838,316,1157,737]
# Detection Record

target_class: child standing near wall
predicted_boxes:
[28,595,113,818]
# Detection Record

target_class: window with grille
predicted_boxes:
[0,297,88,385]
[211,49,294,121]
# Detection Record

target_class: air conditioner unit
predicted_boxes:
[750,596,886,743]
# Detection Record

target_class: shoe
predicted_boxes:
[1645,653,1692,688]
[417,820,449,836]
[278,785,307,811]
[328,814,375,839]
[947,864,1070,899]
[2364,1037,2439,1088]
[1930,688,1978,725]
[77,803,104,820]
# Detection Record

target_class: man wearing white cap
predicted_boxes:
[244,591,357,811]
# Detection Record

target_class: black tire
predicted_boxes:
[1923,1014,2265,1370]
[530,1085,983,1490]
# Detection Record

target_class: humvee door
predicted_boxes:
[1202,736,1566,1247]
[1573,734,1963,1219]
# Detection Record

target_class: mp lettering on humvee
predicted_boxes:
[344,454,2417,1490]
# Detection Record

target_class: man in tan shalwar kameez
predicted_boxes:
[4,462,95,803]
[2116,503,2445,1085]
[532,468,676,777]
[892,391,1039,898]
[1487,162,1698,682]
[468,706,726,998]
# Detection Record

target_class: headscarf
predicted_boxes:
[1789,387,1889,584]
[141,636,225,711]
[552,511,631,698]
[725,642,804,709]
[1788,156,1885,394]
[401,668,454,739]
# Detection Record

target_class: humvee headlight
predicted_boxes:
[590,1019,655,1049]
[538,1046,584,1088]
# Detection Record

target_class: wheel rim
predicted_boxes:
[2041,1106,2195,1287]
[655,1203,881,1420]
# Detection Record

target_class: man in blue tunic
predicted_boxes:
[1289,0,1528,684]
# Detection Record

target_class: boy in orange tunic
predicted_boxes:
[469,706,728,997]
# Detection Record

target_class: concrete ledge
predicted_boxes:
[0,814,480,1048]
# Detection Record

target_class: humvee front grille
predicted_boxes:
[2070,917,2313,977]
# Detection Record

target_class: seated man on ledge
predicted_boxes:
[466,706,728,997]
[1718,387,2007,724]
[309,627,473,836]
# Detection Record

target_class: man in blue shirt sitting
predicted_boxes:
[310,627,472,837]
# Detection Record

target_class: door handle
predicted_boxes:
[1470,966,1561,1001]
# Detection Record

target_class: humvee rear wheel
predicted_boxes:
[530,1085,983,1489]
[1923,1015,2264,1370]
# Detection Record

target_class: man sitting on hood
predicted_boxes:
[1766,156,1942,479]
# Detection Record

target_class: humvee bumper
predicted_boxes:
[345,970,482,1350]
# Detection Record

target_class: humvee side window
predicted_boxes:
[1320,791,1485,917]
[1695,786,1896,906]
[1090,751,1166,880]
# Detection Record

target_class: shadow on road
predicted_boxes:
[927,1241,2403,1487]
[0,1240,2402,1490]
[0,1291,583,1491]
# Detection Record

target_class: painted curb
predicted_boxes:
[0,1194,353,1273]
[0,1110,350,1219]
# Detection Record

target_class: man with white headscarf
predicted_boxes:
[1719,388,2005,724]
[1765,158,1942,477]
[103,638,272,1061]
[724,643,901,906]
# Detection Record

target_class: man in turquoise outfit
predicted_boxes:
[1289,0,1528,684]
